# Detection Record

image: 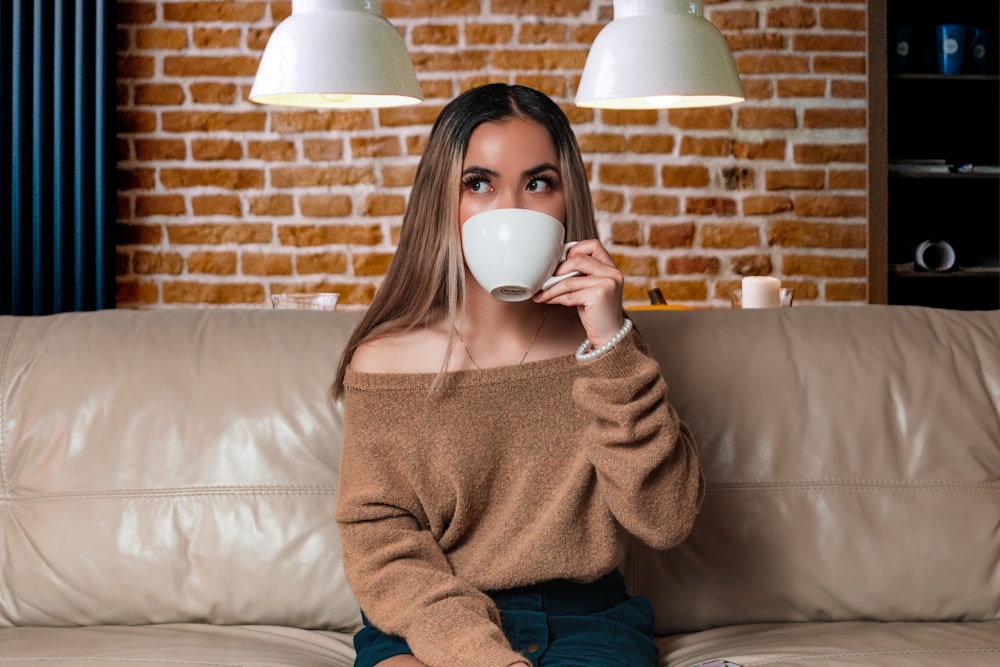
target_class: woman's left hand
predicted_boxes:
[533,239,624,347]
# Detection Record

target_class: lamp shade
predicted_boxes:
[576,0,744,110]
[250,0,422,109]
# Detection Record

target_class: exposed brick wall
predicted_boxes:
[115,0,868,309]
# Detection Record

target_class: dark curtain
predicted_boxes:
[2,0,116,315]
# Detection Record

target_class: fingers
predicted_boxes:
[534,239,624,345]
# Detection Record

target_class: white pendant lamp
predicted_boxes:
[250,0,422,109]
[576,0,744,110]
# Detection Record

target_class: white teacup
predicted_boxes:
[461,208,578,302]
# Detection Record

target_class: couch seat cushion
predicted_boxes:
[0,624,356,666]
[659,621,1000,666]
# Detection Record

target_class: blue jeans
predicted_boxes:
[353,569,659,667]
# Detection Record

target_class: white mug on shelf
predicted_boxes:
[914,240,956,272]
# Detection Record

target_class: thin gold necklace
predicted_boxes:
[455,309,547,370]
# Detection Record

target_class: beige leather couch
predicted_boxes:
[0,306,997,666]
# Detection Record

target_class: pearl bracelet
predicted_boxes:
[575,318,633,363]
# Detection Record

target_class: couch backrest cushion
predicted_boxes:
[0,310,360,630]
[623,306,1000,635]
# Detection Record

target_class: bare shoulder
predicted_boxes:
[349,326,449,374]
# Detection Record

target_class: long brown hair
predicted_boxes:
[332,84,597,398]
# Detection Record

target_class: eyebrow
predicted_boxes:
[461,162,560,179]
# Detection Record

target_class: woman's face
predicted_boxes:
[458,118,566,226]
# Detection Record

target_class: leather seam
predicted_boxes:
[6,486,338,504]
[742,646,1000,665]
[711,481,1000,493]
[0,659,249,665]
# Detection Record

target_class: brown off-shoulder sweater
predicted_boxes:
[335,332,704,667]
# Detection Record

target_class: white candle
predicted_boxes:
[741,276,781,309]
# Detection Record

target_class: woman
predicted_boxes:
[333,84,704,667]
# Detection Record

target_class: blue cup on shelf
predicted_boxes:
[893,26,912,73]
[936,24,984,74]
[969,30,989,73]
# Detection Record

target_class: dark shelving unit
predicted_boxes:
[868,0,999,310]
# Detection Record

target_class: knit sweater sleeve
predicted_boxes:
[335,388,527,667]
[574,331,705,550]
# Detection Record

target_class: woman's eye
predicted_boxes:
[463,178,491,193]
[527,177,554,192]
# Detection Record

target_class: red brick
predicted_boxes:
[191,139,242,161]
[136,194,185,216]
[777,79,826,98]
[668,108,732,130]
[628,135,676,154]
[662,166,710,188]
[793,194,866,218]
[187,251,238,275]
[819,8,866,31]
[765,170,825,190]
[685,197,737,216]
[159,168,262,190]
[519,23,568,44]
[189,82,237,104]
[249,195,294,217]
[278,224,382,247]
[465,23,514,44]
[736,54,809,74]
[793,34,865,52]
[803,108,866,129]
[794,143,865,164]
[766,6,815,28]
[134,139,186,161]
[768,220,866,248]
[192,28,241,49]
[732,139,786,160]
[599,164,656,187]
[831,80,866,98]
[600,109,659,126]
[782,254,866,278]
[666,256,720,275]
[135,83,185,105]
[825,281,867,302]
[613,254,659,277]
[299,195,353,218]
[681,137,732,157]
[168,223,272,245]
[489,0,589,17]
[648,223,695,249]
[241,253,293,276]
[579,133,626,153]
[361,194,406,217]
[813,56,865,75]
[711,9,759,31]
[296,252,349,275]
[651,280,707,301]
[513,74,566,97]
[412,24,460,45]
[630,195,680,216]
[163,2,266,22]
[701,223,760,248]
[743,196,793,216]
[191,195,241,216]
[737,107,797,129]
[163,282,265,305]
[383,0,480,17]
[134,250,184,275]
[611,221,642,246]
[163,55,259,77]
[270,166,374,188]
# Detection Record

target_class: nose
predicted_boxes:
[496,186,525,210]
